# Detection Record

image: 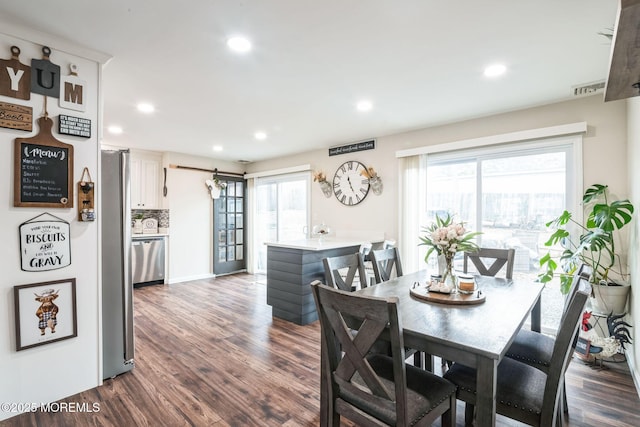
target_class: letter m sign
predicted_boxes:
[59,65,86,112]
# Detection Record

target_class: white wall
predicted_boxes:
[162,152,245,282]
[627,96,640,390]
[0,28,107,421]
[248,95,629,249]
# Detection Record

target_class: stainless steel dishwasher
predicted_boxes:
[131,237,165,285]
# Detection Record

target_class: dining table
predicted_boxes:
[320,270,544,427]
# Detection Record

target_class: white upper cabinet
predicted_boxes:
[130,151,162,209]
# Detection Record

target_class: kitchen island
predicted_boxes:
[266,238,367,325]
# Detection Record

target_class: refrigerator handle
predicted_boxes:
[121,151,135,362]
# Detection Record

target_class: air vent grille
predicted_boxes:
[572,80,605,97]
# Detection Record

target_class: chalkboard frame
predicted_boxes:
[14,118,74,208]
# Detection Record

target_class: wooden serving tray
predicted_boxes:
[410,285,486,305]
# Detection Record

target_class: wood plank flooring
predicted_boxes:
[2,273,639,426]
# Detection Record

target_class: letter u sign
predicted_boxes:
[31,46,60,98]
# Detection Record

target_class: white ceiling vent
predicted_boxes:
[571,80,605,97]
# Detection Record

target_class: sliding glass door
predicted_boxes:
[425,140,575,332]
[254,172,309,273]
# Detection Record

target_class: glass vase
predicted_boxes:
[370,176,383,195]
[319,180,332,198]
[442,261,458,294]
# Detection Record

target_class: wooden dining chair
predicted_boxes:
[310,281,457,427]
[463,247,515,279]
[443,278,590,427]
[370,247,403,284]
[368,247,425,368]
[323,252,368,292]
[505,264,592,413]
[440,247,516,369]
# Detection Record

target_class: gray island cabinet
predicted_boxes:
[266,239,365,325]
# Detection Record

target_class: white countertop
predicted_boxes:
[132,233,169,238]
[265,238,369,251]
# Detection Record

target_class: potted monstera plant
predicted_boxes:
[538,184,634,314]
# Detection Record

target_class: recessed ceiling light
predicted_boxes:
[137,102,155,113]
[213,145,223,152]
[254,131,267,140]
[356,100,373,112]
[484,64,507,78]
[107,125,123,135]
[227,36,252,53]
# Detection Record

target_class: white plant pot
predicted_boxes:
[589,282,630,315]
[133,219,143,234]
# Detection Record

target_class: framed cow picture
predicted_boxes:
[14,278,77,351]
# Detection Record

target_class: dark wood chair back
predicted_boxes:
[463,247,515,279]
[561,264,592,321]
[444,278,590,426]
[537,278,590,425]
[370,247,403,284]
[323,253,368,292]
[311,281,456,426]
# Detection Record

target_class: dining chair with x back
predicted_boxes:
[443,278,591,426]
[311,281,457,427]
[370,247,404,284]
[323,252,369,292]
[463,247,516,279]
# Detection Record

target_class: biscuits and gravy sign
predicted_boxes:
[19,213,71,271]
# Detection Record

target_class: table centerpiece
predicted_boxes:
[419,213,481,294]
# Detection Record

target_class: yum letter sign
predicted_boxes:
[19,213,71,272]
[1,46,86,111]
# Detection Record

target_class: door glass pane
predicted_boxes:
[235,181,243,195]
[218,197,226,213]
[218,246,226,262]
[480,153,566,276]
[278,180,307,242]
[227,246,235,261]
[255,174,309,273]
[236,245,244,260]
[227,183,235,197]
[227,198,235,212]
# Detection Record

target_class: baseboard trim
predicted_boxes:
[627,348,640,399]
[168,273,215,284]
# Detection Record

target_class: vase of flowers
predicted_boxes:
[313,171,332,198]
[360,166,383,195]
[419,213,481,293]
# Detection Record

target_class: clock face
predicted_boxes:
[332,161,370,206]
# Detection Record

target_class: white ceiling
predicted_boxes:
[0,1,618,163]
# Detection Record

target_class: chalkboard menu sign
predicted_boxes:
[14,117,74,208]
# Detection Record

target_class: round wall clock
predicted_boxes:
[332,160,370,206]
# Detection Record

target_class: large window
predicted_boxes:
[254,172,309,273]
[422,138,578,332]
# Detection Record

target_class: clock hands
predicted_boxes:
[347,176,355,194]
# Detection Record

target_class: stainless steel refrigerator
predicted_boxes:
[101,149,135,379]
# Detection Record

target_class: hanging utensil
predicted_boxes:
[163,167,168,196]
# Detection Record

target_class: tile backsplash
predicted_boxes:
[132,209,170,228]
